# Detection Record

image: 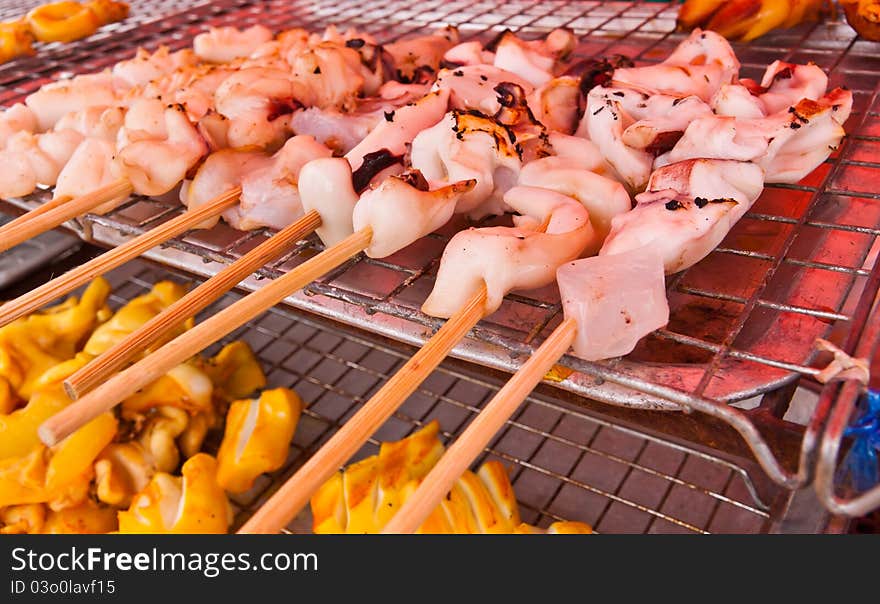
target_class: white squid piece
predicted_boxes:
[193,25,273,64]
[754,60,829,116]
[600,159,765,273]
[384,26,460,82]
[579,90,653,193]
[183,148,270,229]
[346,88,450,172]
[53,138,127,212]
[298,157,360,247]
[612,29,740,102]
[112,46,198,91]
[576,85,713,190]
[214,67,296,149]
[659,93,850,184]
[517,156,631,252]
[289,42,380,112]
[433,64,534,115]
[546,132,607,173]
[54,106,125,142]
[492,28,575,87]
[0,104,38,149]
[410,110,521,218]
[141,64,238,122]
[443,41,495,67]
[289,82,430,155]
[116,100,208,196]
[225,135,333,231]
[422,184,595,318]
[527,76,581,135]
[25,72,118,132]
[352,172,476,258]
[557,247,669,361]
[713,61,829,118]
[0,129,83,199]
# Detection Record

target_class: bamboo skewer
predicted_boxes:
[64,209,322,399]
[0,179,133,254]
[38,226,374,447]
[0,187,242,329]
[238,283,488,534]
[382,318,578,534]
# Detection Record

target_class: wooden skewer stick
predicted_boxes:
[382,318,577,534]
[64,209,322,399]
[0,179,133,254]
[0,187,242,329]
[238,283,488,534]
[39,226,374,447]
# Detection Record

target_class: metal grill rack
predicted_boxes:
[1,0,879,519]
[101,259,777,534]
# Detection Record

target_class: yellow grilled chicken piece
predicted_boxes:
[311,421,592,534]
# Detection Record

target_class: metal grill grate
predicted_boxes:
[1,1,879,502]
[100,258,775,534]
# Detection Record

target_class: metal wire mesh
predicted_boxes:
[100,258,775,534]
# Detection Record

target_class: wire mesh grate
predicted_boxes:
[99,258,775,534]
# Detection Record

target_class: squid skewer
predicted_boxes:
[61,88,451,395]
[37,89,457,444]
[238,172,608,534]
[383,248,669,533]
[0,99,337,329]
[0,97,208,254]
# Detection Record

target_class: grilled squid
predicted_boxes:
[612,29,740,102]
[0,129,83,199]
[658,92,851,183]
[557,246,669,361]
[25,72,118,132]
[0,104,38,148]
[225,135,333,231]
[385,26,460,82]
[193,25,273,64]
[577,85,713,192]
[410,110,521,218]
[346,88,450,172]
[290,81,430,155]
[111,45,198,91]
[115,99,209,196]
[433,64,534,115]
[600,158,765,273]
[422,184,595,318]
[117,453,231,534]
[517,156,631,249]
[492,28,576,87]
[214,67,297,149]
[298,157,360,247]
[713,61,830,118]
[352,171,476,258]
